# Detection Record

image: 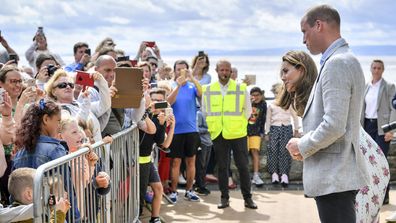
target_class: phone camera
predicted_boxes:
[47,64,58,76]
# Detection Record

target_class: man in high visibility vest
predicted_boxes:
[201,60,257,209]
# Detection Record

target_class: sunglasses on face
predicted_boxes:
[55,82,74,89]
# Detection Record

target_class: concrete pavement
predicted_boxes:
[140,189,396,223]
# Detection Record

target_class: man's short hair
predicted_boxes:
[149,88,166,97]
[8,168,36,203]
[304,5,340,28]
[95,55,115,67]
[73,42,89,54]
[173,60,189,71]
[216,60,231,70]
[372,59,385,70]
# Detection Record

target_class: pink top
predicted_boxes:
[265,102,300,134]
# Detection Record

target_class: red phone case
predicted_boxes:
[76,71,94,87]
[130,60,138,67]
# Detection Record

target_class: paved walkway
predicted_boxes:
[140,189,396,223]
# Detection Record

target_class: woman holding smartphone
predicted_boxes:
[191,52,211,85]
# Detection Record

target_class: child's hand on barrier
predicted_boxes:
[86,150,99,167]
[56,197,71,214]
[96,171,110,188]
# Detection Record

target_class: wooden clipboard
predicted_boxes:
[111,67,143,108]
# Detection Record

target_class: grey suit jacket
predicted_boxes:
[361,79,396,135]
[298,42,369,197]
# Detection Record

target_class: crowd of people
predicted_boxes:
[0,4,395,223]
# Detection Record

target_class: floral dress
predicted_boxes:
[355,127,390,223]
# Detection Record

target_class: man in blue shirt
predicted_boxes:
[64,42,90,72]
[166,60,202,203]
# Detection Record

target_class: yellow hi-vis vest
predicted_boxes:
[202,80,247,140]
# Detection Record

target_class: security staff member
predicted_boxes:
[201,60,257,209]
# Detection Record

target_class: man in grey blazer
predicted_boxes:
[361,59,396,204]
[286,5,369,223]
[362,60,396,156]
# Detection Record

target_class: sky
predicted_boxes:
[0,0,395,65]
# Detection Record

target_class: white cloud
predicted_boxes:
[103,17,131,25]
[245,9,301,33]
[60,2,78,17]
[0,0,395,67]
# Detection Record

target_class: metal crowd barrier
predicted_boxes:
[33,125,140,223]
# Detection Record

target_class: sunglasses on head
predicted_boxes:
[55,82,74,89]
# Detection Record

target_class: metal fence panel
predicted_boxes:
[33,125,139,223]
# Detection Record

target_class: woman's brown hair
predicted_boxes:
[276,51,318,116]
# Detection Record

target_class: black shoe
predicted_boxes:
[217,198,229,209]
[244,198,257,209]
[195,187,211,196]
[149,217,161,223]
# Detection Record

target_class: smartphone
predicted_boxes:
[85,48,91,56]
[26,79,36,87]
[38,27,44,35]
[154,101,168,109]
[75,71,94,87]
[145,41,155,48]
[165,107,173,118]
[180,68,187,78]
[9,53,17,63]
[0,88,5,104]
[150,83,158,88]
[130,60,138,67]
[198,51,205,57]
[116,56,130,62]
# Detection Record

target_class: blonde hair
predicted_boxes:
[157,80,172,95]
[8,168,36,204]
[44,69,74,100]
[138,61,152,73]
[59,116,79,134]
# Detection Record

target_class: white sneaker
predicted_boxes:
[184,190,200,202]
[169,191,178,204]
[272,173,279,184]
[252,173,264,186]
[386,211,396,222]
[178,174,187,185]
[281,174,289,184]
